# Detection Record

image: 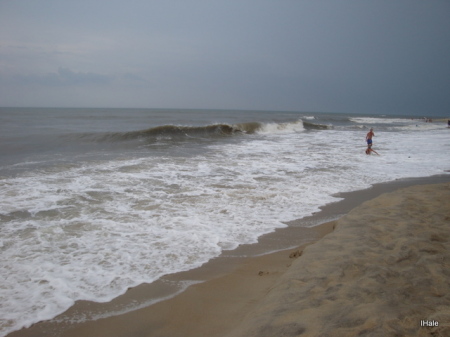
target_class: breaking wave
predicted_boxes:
[68,119,332,144]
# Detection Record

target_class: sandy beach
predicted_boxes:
[7,175,450,337]
[228,182,450,337]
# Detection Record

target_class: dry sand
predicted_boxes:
[7,177,450,337]
[228,182,450,337]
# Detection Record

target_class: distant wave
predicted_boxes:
[66,119,331,144]
[349,117,412,124]
[302,121,332,130]
[70,124,240,143]
[102,124,240,141]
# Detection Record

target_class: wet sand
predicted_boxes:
[7,174,450,337]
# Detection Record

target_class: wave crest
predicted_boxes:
[69,119,332,145]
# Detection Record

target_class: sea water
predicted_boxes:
[0,108,449,336]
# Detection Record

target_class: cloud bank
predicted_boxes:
[1,0,449,114]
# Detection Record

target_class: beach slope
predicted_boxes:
[228,183,450,337]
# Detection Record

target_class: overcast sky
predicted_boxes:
[1,1,449,114]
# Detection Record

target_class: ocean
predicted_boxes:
[1,107,449,336]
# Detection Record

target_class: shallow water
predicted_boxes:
[1,108,449,336]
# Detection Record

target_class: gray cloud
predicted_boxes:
[43,68,112,86]
[0,0,449,114]
[0,68,113,87]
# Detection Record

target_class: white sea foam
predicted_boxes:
[350,117,414,124]
[256,120,305,134]
[390,122,447,131]
[0,120,449,336]
[350,116,448,132]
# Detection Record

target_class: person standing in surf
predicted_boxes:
[365,127,379,155]
[366,128,375,147]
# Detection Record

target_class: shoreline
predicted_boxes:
[6,174,450,337]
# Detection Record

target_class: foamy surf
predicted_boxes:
[1,108,449,336]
